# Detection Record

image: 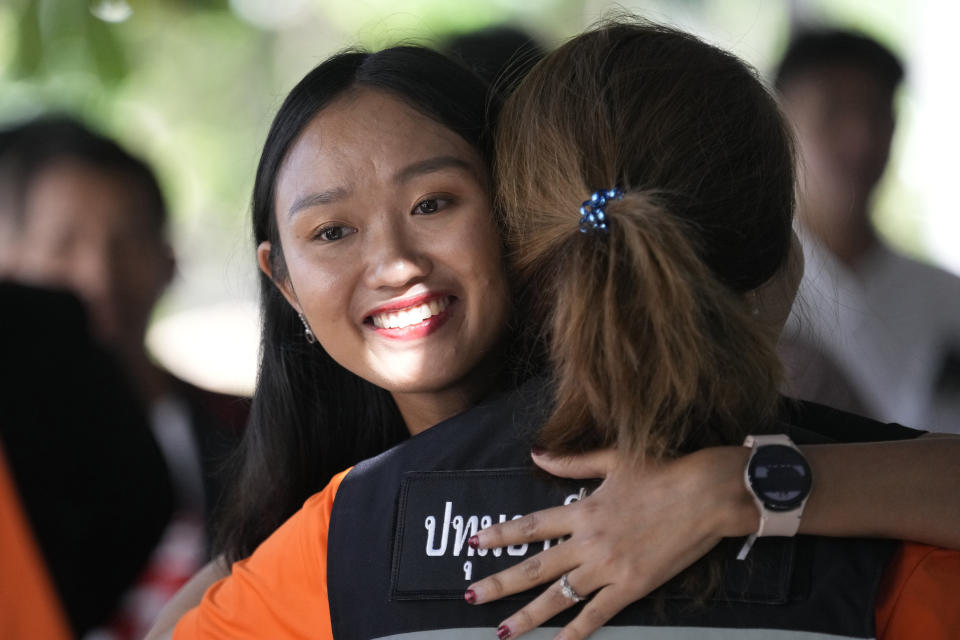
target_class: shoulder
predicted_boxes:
[252,466,352,564]
[304,468,351,515]
[876,543,960,640]
[173,469,351,640]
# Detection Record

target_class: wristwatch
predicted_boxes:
[736,434,813,560]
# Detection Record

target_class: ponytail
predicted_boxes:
[515,191,781,464]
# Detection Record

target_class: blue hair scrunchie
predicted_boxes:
[579,187,623,234]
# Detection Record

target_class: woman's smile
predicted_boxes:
[365,292,456,338]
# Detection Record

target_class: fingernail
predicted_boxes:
[464,589,477,604]
[531,445,546,456]
[497,624,512,640]
[468,535,480,549]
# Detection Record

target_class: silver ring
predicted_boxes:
[560,573,585,603]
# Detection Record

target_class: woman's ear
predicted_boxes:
[257,240,301,313]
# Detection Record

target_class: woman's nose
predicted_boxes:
[362,223,431,290]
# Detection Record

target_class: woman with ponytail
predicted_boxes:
[468,20,959,639]
[160,21,959,640]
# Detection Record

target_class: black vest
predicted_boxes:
[327,379,896,639]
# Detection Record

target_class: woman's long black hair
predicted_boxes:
[216,46,500,562]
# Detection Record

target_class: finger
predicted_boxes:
[466,541,575,604]
[531,448,617,479]
[472,504,573,550]
[553,586,635,640]
[494,569,597,640]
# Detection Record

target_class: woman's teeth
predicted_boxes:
[371,297,450,330]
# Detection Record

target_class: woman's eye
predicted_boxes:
[413,197,449,215]
[315,225,355,242]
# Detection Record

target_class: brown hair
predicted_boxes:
[496,20,796,464]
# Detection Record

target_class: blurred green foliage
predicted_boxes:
[11,0,127,83]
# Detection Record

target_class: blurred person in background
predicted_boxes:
[777,29,960,432]
[0,116,246,639]
[2,120,174,638]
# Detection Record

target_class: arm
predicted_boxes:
[697,434,960,548]
[799,434,960,546]
[466,435,960,640]
[144,557,230,640]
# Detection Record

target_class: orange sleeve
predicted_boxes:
[174,469,351,640]
[0,443,72,640]
[876,542,960,640]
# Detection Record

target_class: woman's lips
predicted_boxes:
[366,295,455,340]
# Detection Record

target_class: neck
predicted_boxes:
[799,202,877,268]
[391,388,480,436]
[392,347,506,436]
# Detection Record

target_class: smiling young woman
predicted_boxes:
[259,88,510,434]
[150,37,960,640]
[206,47,522,569]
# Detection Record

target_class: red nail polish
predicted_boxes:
[497,624,511,640]
[468,535,480,549]
[464,589,477,604]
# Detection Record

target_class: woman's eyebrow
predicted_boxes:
[288,187,349,218]
[394,155,473,184]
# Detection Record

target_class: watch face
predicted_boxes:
[747,444,812,511]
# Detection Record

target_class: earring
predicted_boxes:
[298,313,317,344]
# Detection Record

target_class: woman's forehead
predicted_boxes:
[297,89,476,161]
[276,89,484,201]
